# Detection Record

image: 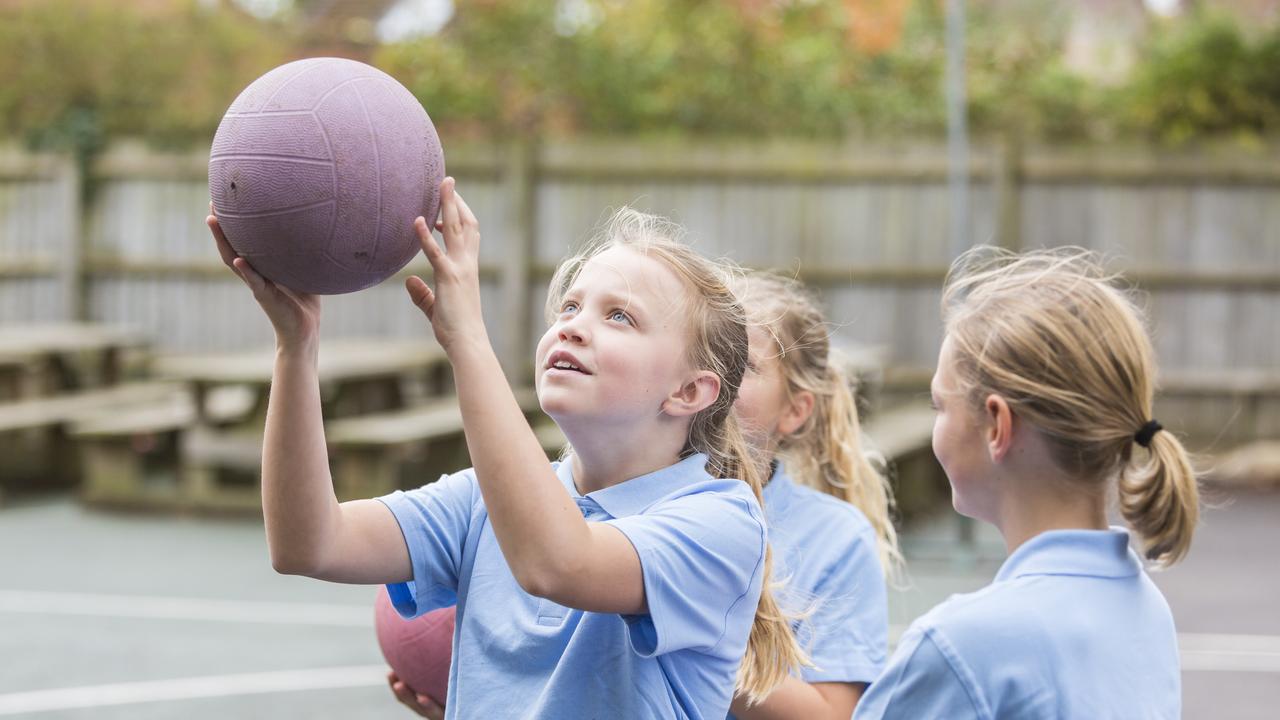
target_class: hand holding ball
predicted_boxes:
[209,58,444,295]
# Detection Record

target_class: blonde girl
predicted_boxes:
[207,182,803,719]
[855,247,1198,719]
[727,271,900,720]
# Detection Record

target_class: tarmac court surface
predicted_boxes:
[1,486,1276,719]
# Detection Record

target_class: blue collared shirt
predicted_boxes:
[726,463,889,718]
[854,527,1180,720]
[761,463,888,683]
[378,453,768,720]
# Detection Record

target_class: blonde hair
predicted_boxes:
[737,272,903,581]
[545,208,806,703]
[941,247,1199,567]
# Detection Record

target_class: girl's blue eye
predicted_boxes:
[610,310,633,325]
[561,302,579,315]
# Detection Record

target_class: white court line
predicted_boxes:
[0,591,1274,716]
[1179,633,1280,673]
[0,590,371,627]
[0,666,387,716]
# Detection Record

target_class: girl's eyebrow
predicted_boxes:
[573,288,646,318]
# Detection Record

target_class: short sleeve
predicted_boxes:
[607,490,767,657]
[377,469,479,619]
[853,624,990,720]
[797,525,888,684]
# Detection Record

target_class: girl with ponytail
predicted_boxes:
[855,247,1197,720]
[727,272,900,719]
[212,182,806,720]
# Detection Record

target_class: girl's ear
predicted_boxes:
[662,370,721,418]
[984,393,1014,462]
[777,389,815,436]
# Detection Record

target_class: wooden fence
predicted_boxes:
[1,138,1277,448]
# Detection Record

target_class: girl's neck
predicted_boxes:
[570,447,684,495]
[994,477,1109,555]
[564,419,689,495]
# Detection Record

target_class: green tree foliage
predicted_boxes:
[4,0,1280,148]
[0,0,285,155]
[1123,11,1280,144]
[377,0,950,138]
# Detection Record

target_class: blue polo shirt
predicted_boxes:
[761,463,888,684]
[854,528,1181,720]
[378,453,768,720]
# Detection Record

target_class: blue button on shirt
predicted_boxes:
[854,528,1180,720]
[378,453,768,720]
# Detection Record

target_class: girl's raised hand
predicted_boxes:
[405,177,487,353]
[207,203,321,348]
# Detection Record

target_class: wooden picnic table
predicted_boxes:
[142,337,452,513]
[0,323,150,401]
[152,337,451,427]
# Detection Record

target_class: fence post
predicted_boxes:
[57,153,89,321]
[994,131,1023,252]
[498,139,537,383]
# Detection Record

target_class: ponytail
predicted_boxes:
[713,412,809,704]
[942,246,1200,566]
[786,358,903,582]
[1119,429,1199,567]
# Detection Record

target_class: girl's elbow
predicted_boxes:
[268,546,323,577]
[512,558,576,601]
[512,565,557,599]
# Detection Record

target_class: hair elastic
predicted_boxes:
[1134,419,1163,448]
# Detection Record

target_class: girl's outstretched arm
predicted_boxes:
[406,178,644,614]
[730,679,864,720]
[208,210,410,585]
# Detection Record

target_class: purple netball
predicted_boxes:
[209,58,445,295]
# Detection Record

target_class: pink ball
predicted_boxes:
[374,587,454,706]
[209,57,445,295]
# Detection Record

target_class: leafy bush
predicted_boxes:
[0,0,285,154]
[4,0,1280,148]
[1122,11,1280,144]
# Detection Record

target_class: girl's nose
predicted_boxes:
[558,317,590,344]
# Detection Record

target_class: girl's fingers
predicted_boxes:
[438,177,461,236]
[405,275,434,315]
[418,695,444,719]
[414,216,447,266]
[454,189,477,228]
[207,215,240,268]
[232,258,266,293]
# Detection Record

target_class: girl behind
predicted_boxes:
[855,247,1198,719]
[728,272,901,719]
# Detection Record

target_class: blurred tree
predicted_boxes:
[0,0,285,155]
[377,0,949,138]
[4,0,1280,148]
[1122,9,1280,144]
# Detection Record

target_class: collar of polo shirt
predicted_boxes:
[555,453,713,518]
[995,527,1142,582]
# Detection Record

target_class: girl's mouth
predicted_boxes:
[545,350,592,375]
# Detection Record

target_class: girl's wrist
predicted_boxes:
[444,331,493,361]
[275,336,319,365]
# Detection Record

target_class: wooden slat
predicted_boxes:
[0,382,181,433]
[862,400,936,461]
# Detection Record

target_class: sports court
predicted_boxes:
[2,485,1276,719]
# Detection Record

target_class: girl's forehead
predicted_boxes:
[573,246,687,307]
